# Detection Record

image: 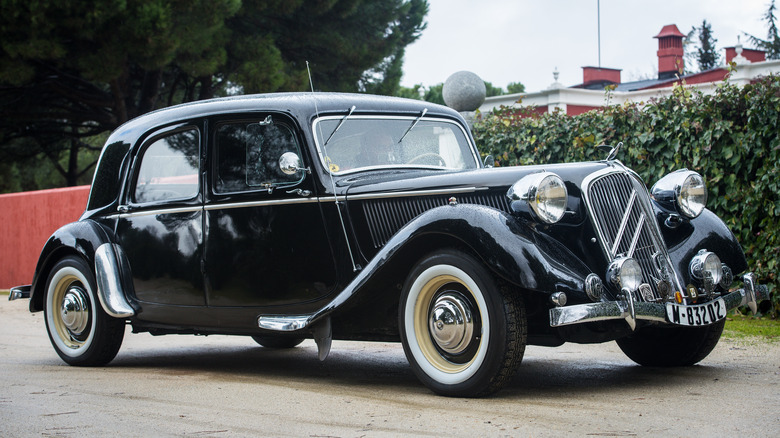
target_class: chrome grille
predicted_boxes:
[362,192,510,248]
[584,170,670,302]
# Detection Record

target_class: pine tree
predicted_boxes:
[745,0,780,59]
[696,20,720,71]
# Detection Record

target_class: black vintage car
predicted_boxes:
[11,93,768,396]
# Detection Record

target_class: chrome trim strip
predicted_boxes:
[119,205,203,218]
[345,186,481,201]
[205,197,319,211]
[611,190,637,257]
[627,214,645,259]
[94,243,135,318]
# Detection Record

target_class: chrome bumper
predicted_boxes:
[8,285,31,301]
[550,273,769,330]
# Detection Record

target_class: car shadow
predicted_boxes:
[105,338,731,398]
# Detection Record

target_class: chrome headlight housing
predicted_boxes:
[607,257,643,292]
[507,172,568,224]
[651,169,707,218]
[689,250,723,285]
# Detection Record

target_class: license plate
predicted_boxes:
[666,298,726,326]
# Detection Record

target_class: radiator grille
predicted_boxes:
[362,192,510,248]
[585,171,669,302]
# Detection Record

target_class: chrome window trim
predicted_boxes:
[311,115,481,175]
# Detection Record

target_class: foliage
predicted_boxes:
[745,0,780,60]
[0,0,428,191]
[472,75,780,317]
[695,20,720,71]
[398,80,526,105]
[506,81,526,94]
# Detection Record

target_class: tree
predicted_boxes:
[506,82,526,94]
[696,20,720,71]
[745,0,780,59]
[0,0,428,190]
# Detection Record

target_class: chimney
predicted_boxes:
[654,24,685,80]
[581,67,621,89]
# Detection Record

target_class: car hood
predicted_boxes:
[340,161,613,197]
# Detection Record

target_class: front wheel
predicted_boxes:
[399,250,526,397]
[616,319,725,366]
[44,256,125,366]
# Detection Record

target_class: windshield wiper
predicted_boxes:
[324,105,356,146]
[398,108,427,143]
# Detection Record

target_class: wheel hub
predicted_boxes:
[60,285,89,335]
[428,292,474,354]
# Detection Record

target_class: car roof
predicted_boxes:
[109,92,463,142]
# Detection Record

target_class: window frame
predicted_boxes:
[211,116,307,196]
[129,125,202,206]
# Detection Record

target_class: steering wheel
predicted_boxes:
[407,153,446,166]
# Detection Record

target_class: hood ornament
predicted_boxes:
[602,142,623,161]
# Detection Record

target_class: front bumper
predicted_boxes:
[550,273,769,330]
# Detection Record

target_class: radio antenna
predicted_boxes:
[307,61,360,271]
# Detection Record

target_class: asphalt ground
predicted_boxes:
[1,297,778,437]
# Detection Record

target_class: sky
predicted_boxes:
[401,0,773,92]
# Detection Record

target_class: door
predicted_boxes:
[116,124,205,306]
[204,115,338,308]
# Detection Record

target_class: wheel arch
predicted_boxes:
[376,204,593,300]
[30,220,114,312]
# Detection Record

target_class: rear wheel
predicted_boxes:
[399,250,526,397]
[616,319,725,366]
[44,256,125,366]
[251,336,305,349]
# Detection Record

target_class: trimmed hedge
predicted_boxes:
[472,75,779,317]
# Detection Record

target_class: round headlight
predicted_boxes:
[678,172,707,218]
[507,172,568,224]
[652,170,707,219]
[690,250,722,285]
[607,257,643,292]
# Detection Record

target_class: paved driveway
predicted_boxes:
[1,298,778,437]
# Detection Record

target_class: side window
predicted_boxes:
[215,118,303,193]
[134,128,200,203]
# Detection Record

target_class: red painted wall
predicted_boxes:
[0,185,91,289]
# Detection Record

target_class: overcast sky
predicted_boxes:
[401,0,773,92]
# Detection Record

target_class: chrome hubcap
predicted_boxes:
[60,285,89,335]
[428,292,474,355]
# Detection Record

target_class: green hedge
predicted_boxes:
[472,75,779,317]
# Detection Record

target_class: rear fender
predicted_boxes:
[29,220,135,316]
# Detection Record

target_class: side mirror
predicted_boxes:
[279,152,309,175]
[483,154,494,168]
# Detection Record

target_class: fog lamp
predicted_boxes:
[607,257,643,292]
[690,250,723,285]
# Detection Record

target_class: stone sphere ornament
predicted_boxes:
[442,71,486,112]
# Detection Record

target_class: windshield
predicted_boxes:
[313,116,479,174]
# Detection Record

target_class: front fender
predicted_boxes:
[257,203,593,331]
[661,209,748,285]
[29,220,114,312]
[391,203,592,298]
